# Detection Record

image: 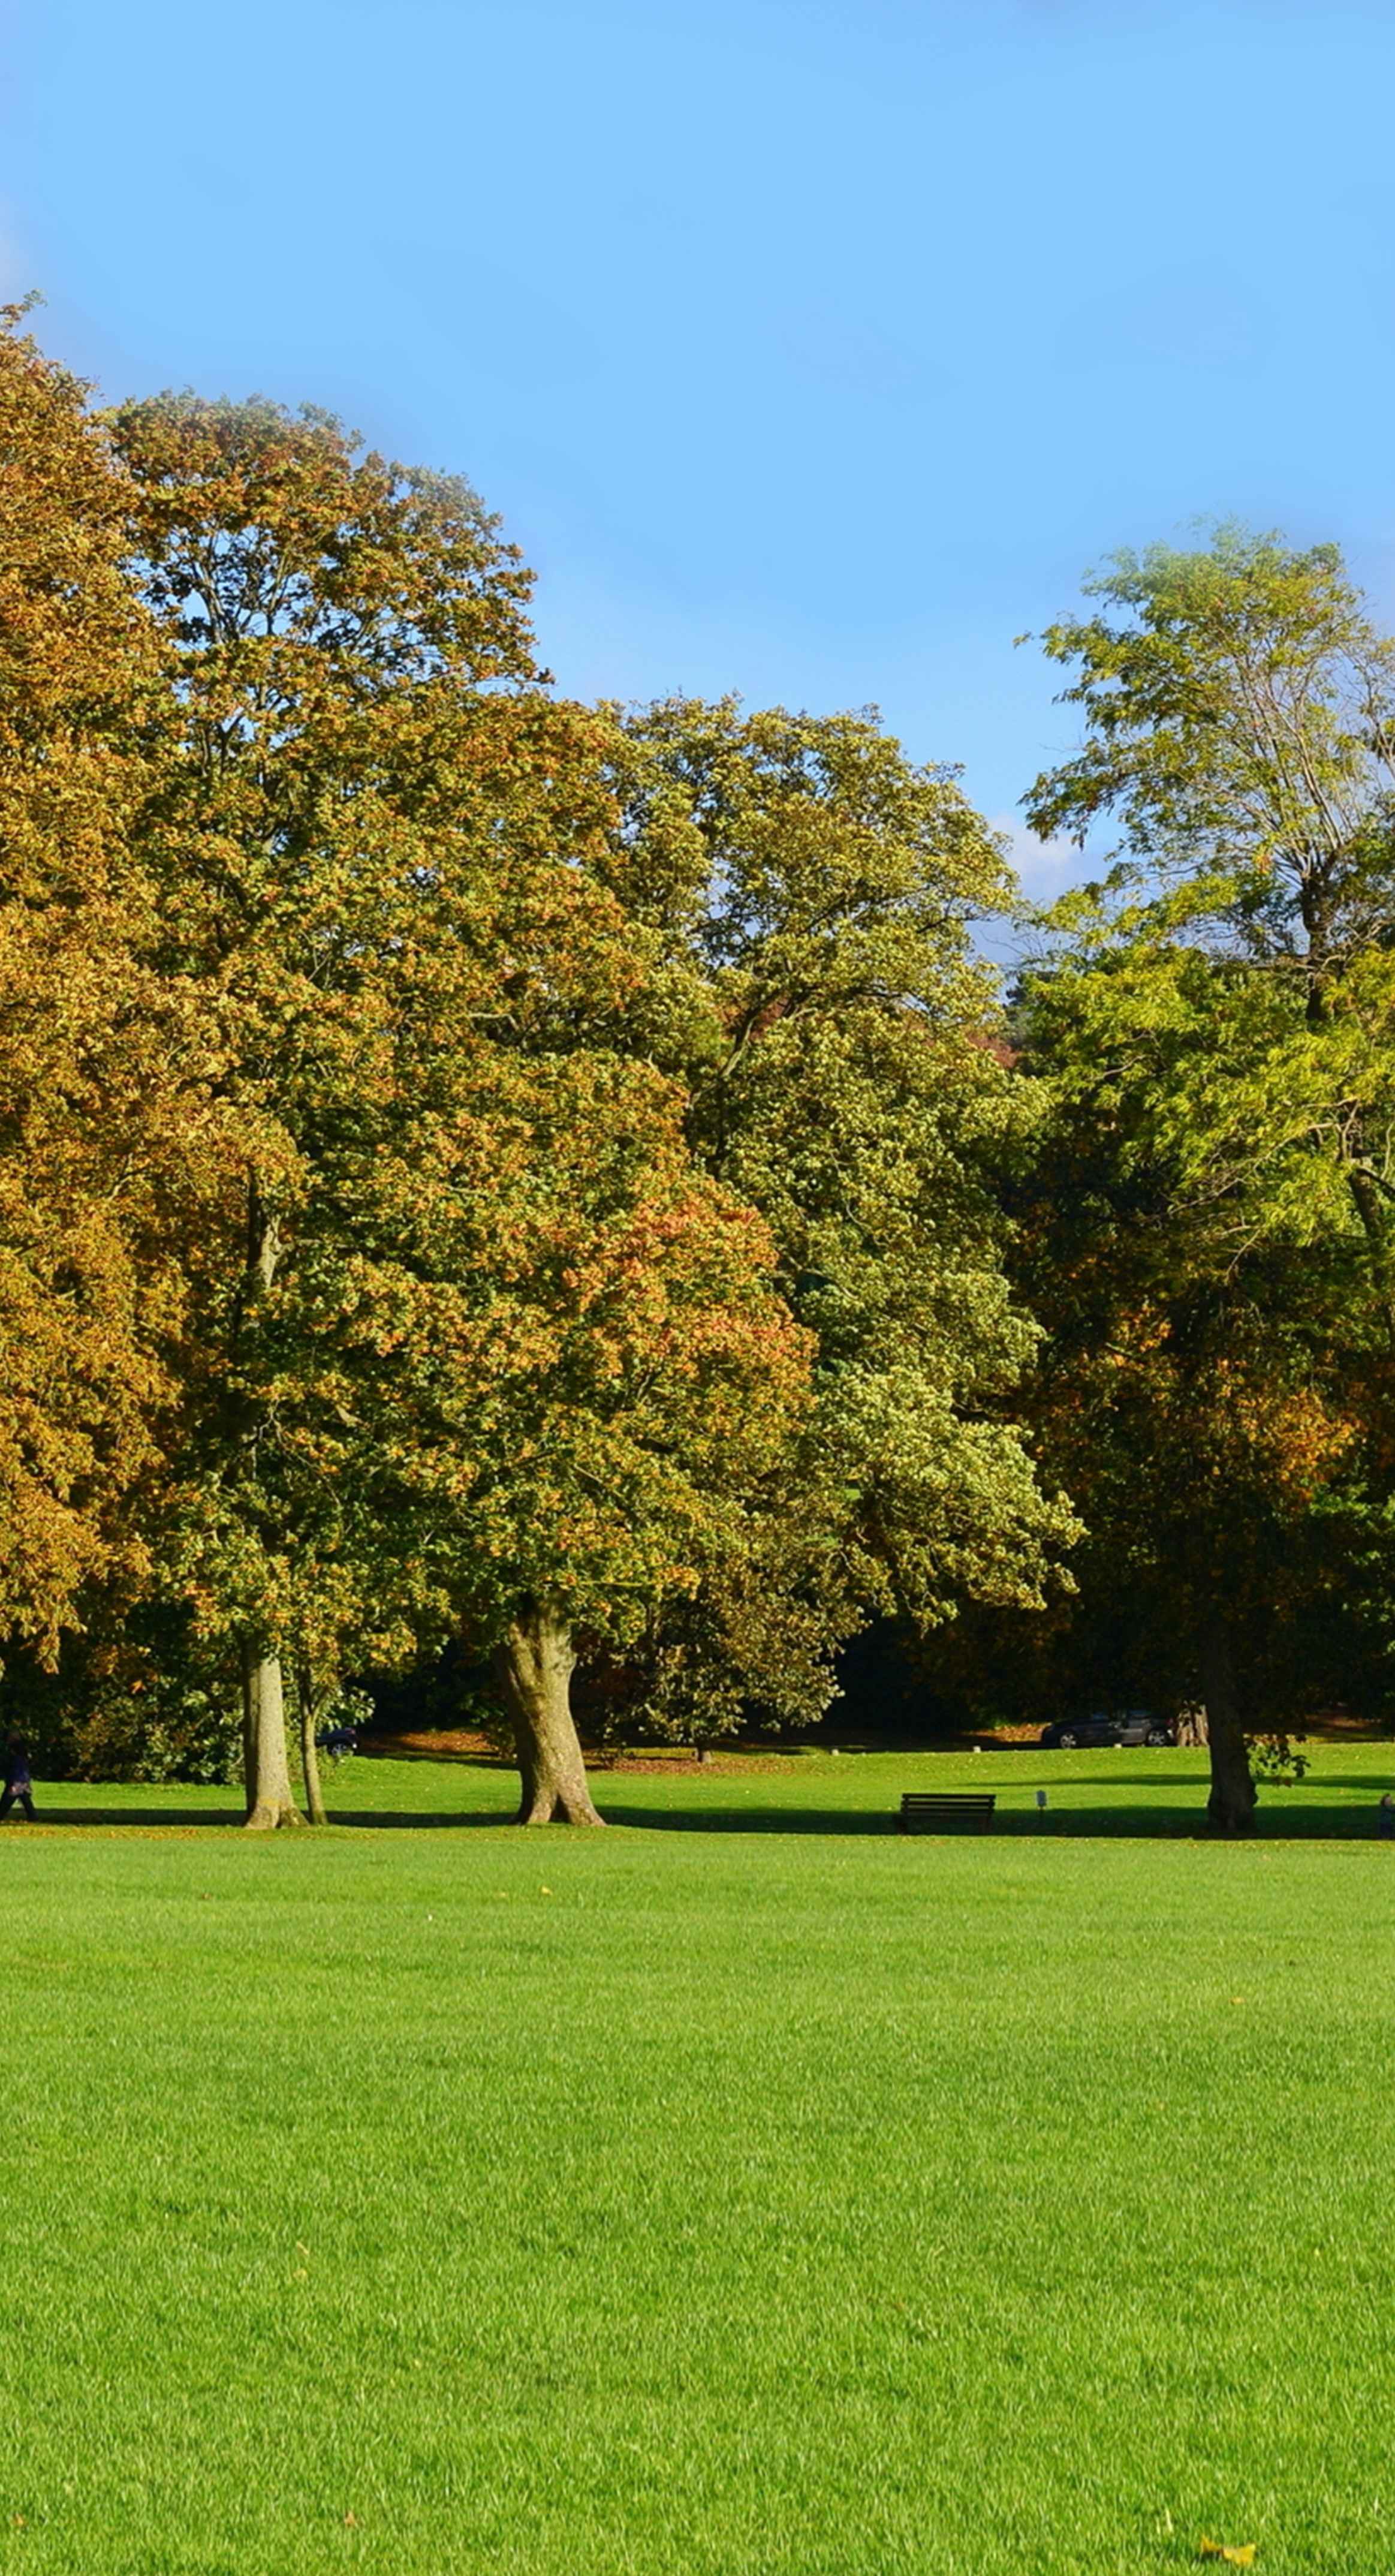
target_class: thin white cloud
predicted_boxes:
[988,813,1084,908]
[972,815,1089,974]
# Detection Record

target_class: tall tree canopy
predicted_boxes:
[1018,527,1395,1824]
[1027,525,1395,985]
[1026,528,1395,1308]
[591,699,1079,1737]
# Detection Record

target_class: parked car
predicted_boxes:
[1038,1709,1175,1749]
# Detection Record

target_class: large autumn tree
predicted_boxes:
[1016,526,1395,1825]
[107,395,812,1826]
[105,390,572,1821]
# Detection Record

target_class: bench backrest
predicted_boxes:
[899,1791,996,1832]
[900,1793,996,1810]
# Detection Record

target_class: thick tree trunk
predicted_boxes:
[1200,1614,1255,1835]
[1176,1702,1209,1748]
[492,1603,605,1825]
[294,1660,329,1827]
[242,1640,305,1829]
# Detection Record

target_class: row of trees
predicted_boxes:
[1,308,1075,1825]
[10,302,1395,1831]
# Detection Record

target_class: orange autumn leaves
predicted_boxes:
[0,310,191,1659]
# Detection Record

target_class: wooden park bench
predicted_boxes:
[898,1791,996,1834]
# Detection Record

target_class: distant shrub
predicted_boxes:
[4,1610,241,1784]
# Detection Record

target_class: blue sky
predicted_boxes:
[5,0,1394,902]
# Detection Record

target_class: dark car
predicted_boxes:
[1038,1708,1175,1749]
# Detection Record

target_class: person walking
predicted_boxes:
[1,1733,35,1821]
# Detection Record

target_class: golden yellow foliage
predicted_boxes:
[0,309,204,1660]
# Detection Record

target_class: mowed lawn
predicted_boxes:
[2,1749,1394,2575]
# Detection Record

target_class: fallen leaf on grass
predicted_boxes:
[343,2510,357,2526]
[1199,2541,1256,2565]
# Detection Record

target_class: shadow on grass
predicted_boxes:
[2,1804,515,1831]
[11,1774,1394,1840]
[10,1806,250,1829]
[328,1808,514,1828]
[989,1805,1391,1843]
[596,1798,1395,1840]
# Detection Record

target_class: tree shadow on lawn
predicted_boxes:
[994,1802,1393,1841]
[327,1808,515,1828]
[592,1792,1395,1840]
[10,1804,511,1830]
[10,1805,249,1829]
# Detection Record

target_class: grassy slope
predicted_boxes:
[1,1748,1393,2574]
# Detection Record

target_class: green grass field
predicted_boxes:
[2,1744,1394,2574]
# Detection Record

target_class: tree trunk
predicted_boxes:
[231,1185,303,1828]
[492,1603,605,1825]
[1200,1613,1255,1835]
[1176,1702,1209,1748]
[240,1665,255,1796]
[294,1660,328,1827]
[242,1640,305,1829]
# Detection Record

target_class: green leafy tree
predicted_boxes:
[1026,525,1395,1327]
[592,700,1080,1732]
[1018,526,1395,1823]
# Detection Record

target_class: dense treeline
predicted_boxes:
[0,309,1074,1825]
[5,306,1394,1830]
